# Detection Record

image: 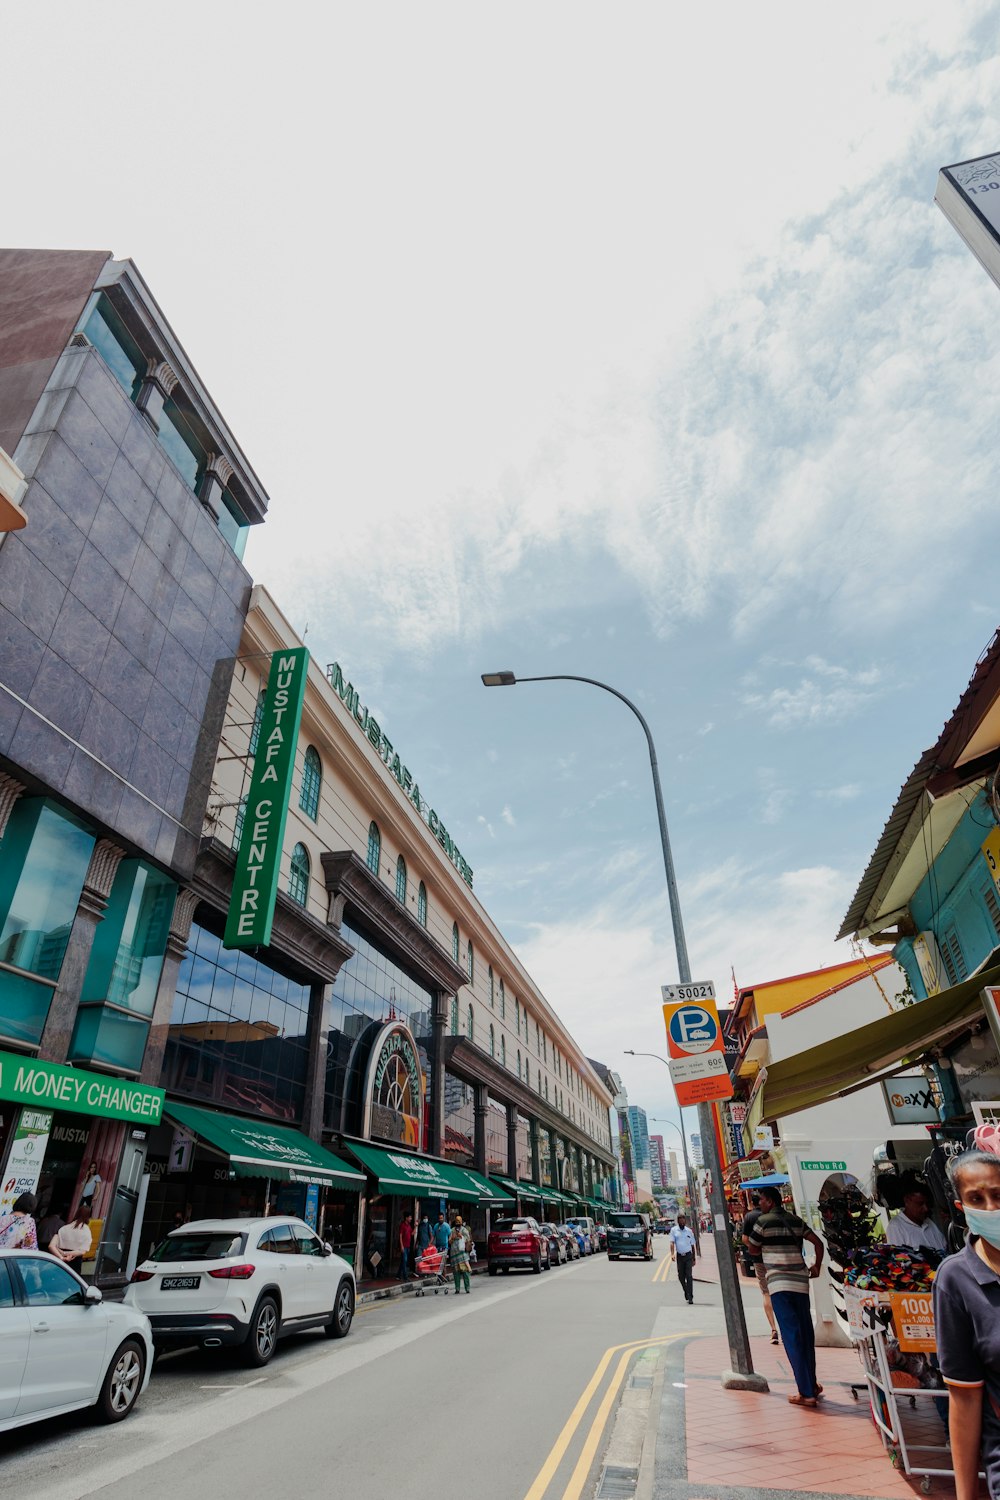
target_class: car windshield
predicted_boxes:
[609,1214,643,1228]
[493,1220,531,1233]
[151,1232,245,1261]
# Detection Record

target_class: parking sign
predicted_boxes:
[662,988,733,1105]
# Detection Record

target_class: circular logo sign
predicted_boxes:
[668,1005,718,1055]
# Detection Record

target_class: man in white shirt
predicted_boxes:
[886,1184,947,1253]
[669,1214,698,1304]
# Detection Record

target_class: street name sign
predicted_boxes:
[662,986,733,1105]
[799,1160,847,1172]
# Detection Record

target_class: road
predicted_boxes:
[4,1246,716,1500]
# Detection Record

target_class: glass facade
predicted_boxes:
[81,294,144,400]
[299,747,322,821]
[81,860,174,1016]
[324,921,434,1135]
[165,919,312,1122]
[289,844,309,906]
[218,488,249,559]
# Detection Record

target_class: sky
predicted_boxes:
[7,1,1000,1146]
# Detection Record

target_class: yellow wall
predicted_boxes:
[747,957,877,1022]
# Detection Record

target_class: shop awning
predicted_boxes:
[490,1175,524,1200]
[344,1141,480,1202]
[452,1168,515,1206]
[757,965,1000,1121]
[162,1103,364,1186]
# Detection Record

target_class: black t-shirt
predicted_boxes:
[742,1210,762,1253]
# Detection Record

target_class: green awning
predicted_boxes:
[490,1175,524,1200]
[517,1179,546,1200]
[452,1167,514,1205]
[544,1188,577,1206]
[162,1102,364,1186]
[344,1142,480,1202]
[758,964,1000,1121]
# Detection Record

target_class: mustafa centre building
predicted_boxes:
[0,248,617,1284]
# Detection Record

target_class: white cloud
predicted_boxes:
[501,805,516,827]
[744,671,884,728]
[477,815,495,839]
[819,783,862,802]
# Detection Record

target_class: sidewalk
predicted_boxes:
[645,1238,937,1500]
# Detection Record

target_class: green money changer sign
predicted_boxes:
[225,647,309,950]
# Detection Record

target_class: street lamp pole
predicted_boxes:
[625,1054,699,1247]
[482,670,766,1390]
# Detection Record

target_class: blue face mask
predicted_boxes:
[964,1206,1000,1249]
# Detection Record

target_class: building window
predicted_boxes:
[544,1076,549,1100]
[233,796,247,849]
[488,966,495,1008]
[489,1023,496,1058]
[515,998,520,1034]
[517,1049,522,1080]
[542,1034,547,1065]
[249,691,266,756]
[467,941,474,983]
[300,746,322,821]
[940,925,966,986]
[499,980,505,1020]
[467,1004,475,1044]
[367,822,381,876]
[450,997,459,1034]
[500,1035,506,1068]
[395,855,407,905]
[289,844,310,906]
[536,1021,541,1055]
[417,882,427,928]
[452,923,459,962]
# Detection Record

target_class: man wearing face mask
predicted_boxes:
[886,1175,947,1254]
[933,1148,1000,1500]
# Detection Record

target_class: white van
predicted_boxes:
[566,1216,599,1254]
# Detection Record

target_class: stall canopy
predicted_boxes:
[757,964,1000,1122]
[344,1141,480,1202]
[162,1102,364,1186]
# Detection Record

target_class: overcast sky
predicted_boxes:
[8,2,1000,1144]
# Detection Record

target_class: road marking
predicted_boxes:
[652,1257,672,1284]
[198,1378,266,1390]
[521,1334,688,1500]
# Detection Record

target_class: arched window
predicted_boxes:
[515,998,520,1033]
[299,746,321,821]
[488,966,495,1008]
[395,854,407,905]
[450,997,459,1034]
[536,1022,541,1055]
[500,1035,506,1068]
[544,1076,548,1099]
[249,690,265,755]
[467,941,474,983]
[489,1024,495,1058]
[499,980,505,1020]
[517,1049,522,1079]
[289,843,310,906]
[417,881,427,927]
[366,822,381,875]
[467,1004,474,1043]
[452,923,459,962]
[233,795,247,849]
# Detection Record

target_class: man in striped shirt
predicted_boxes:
[747,1183,825,1406]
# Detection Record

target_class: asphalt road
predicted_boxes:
[5,1244,711,1500]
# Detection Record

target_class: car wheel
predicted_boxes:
[243,1295,280,1366]
[97,1338,146,1423]
[325,1277,354,1339]
[532,1254,541,1274]
[645,1251,653,1261]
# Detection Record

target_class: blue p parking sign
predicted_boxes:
[667,1004,719,1055]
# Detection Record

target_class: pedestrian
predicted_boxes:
[742,1193,780,1345]
[887,1175,947,1253]
[0,1193,38,1248]
[669,1213,697,1304]
[433,1211,451,1252]
[747,1183,825,1407]
[50,1204,93,1275]
[449,1215,472,1294]
[931,1147,1000,1500]
[417,1214,433,1255]
[81,1161,102,1213]
[397,1212,414,1280]
[37,1203,66,1253]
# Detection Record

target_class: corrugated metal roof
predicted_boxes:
[838,629,1000,941]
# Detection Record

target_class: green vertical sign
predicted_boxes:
[224,647,309,950]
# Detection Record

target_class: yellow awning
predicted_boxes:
[758,965,1000,1121]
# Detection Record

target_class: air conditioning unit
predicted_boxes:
[913,932,945,996]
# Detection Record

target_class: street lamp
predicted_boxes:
[623,1051,700,1250]
[482,668,766,1391]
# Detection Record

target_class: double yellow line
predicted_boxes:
[651,1257,672,1284]
[522,1332,688,1500]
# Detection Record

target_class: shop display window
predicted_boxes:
[0,798,95,982]
[82,860,175,1016]
[69,1005,149,1073]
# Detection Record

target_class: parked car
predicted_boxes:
[596,1224,608,1250]
[606,1210,654,1261]
[487,1217,550,1274]
[0,1249,153,1433]
[539,1223,567,1265]
[125,1216,355,1366]
[564,1221,590,1256]
[558,1225,581,1260]
[566,1217,599,1254]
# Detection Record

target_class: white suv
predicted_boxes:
[125,1217,355,1366]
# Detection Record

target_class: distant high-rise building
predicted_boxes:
[649,1135,669,1191]
[691,1133,704,1168]
[626,1106,651,1171]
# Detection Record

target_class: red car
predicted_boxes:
[487,1217,551,1275]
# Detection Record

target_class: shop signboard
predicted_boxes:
[362,1023,423,1148]
[662,986,733,1106]
[225,647,309,950]
[737,1159,762,1181]
[889,1291,936,1353]
[0,1050,163,1125]
[881,1074,939,1126]
[752,1124,774,1151]
[304,1183,319,1231]
[949,1028,1000,1110]
[844,1284,892,1340]
[936,154,1000,291]
[0,1108,52,1215]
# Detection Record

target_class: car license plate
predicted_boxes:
[161,1275,201,1290]
[500,1237,518,1244]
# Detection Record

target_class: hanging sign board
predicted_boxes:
[844,1285,892,1340]
[937,154,1000,292]
[890,1291,936,1353]
[0,1108,52,1215]
[881,1074,939,1126]
[663,986,733,1105]
[225,647,309,950]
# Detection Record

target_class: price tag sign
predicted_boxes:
[890,1291,936,1352]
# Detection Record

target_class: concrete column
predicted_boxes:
[199,451,233,524]
[430,992,448,1157]
[140,888,199,1086]
[302,980,331,1142]
[505,1103,519,1180]
[549,1130,559,1193]
[135,358,179,434]
[38,839,126,1064]
[529,1119,541,1185]
[575,1144,585,1197]
[474,1083,488,1175]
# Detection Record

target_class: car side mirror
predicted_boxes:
[84,1285,103,1305]
[323,1243,334,1256]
